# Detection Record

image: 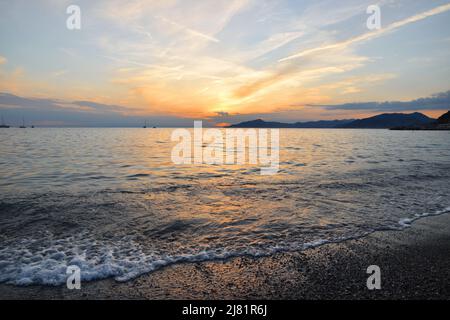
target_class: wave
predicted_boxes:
[1,206,449,286]
[398,206,450,228]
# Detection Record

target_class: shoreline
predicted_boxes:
[1,213,449,300]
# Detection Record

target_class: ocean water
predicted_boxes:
[0,128,449,285]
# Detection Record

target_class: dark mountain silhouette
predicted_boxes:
[228,119,354,128]
[437,110,450,124]
[390,110,450,130]
[228,112,447,129]
[229,119,291,128]
[294,119,355,128]
[340,112,434,128]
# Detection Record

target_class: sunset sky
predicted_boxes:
[0,0,450,126]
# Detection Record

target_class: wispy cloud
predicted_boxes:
[314,90,450,111]
[0,92,135,114]
[1,0,450,123]
[228,2,450,103]
[279,3,450,62]
[51,70,68,77]
[156,16,220,43]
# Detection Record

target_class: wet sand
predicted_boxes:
[1,213,449,300]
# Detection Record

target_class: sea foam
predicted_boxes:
[2,206,449,286]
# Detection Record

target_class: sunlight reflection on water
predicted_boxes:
[0,128,449,285]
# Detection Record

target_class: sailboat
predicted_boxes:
[143,120,147,128]
[0,116,10,128]
[19,116,26,128]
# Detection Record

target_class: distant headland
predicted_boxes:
[229,111,450,130]
[390,110,450,130]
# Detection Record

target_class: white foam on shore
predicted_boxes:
[398,206,450,229]
[0,233,362,286]
[1,206,449,286]
[0,236,151,285]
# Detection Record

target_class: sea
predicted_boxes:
[0,128,449,285]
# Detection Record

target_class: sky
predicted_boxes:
[0,0,449,127]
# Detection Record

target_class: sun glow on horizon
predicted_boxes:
[1,0,450,125]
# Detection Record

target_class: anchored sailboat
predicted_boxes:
[0,116,10,128]
[19,116,26,128]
